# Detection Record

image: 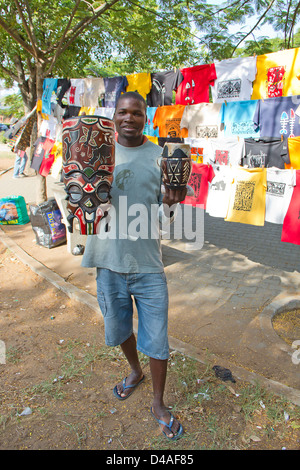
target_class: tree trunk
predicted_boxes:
[35,62,47,204]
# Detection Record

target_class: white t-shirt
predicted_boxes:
[208,138,245,167]
[180,103,223,138]
[206,164,233,218]
[211,56,257,103]
[66,78,85,106]
[265,168,296,224]
[82,78,105,107]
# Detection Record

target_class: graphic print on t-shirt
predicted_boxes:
[215,150,229,165]
[233,181,255,212]
[189,172,202,199]
[166,118,181,137]
[267,66,285,98]
[217,79,241,100]
[280,109,295,137]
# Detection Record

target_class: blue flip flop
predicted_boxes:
[150,407,183,440]
[113,375,145,400]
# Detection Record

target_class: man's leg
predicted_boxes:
[150,357,181,438]
[115,333,144,398]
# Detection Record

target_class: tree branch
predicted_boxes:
[0,16,34,56]
[43,0,82,77]
[288,1,300,48]
[44,0,122,76]
[230,0,276,56]
[13,0,40,58]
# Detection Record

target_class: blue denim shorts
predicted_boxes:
[96,268,169,360]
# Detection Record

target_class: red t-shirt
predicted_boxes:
[182,163,215,208]
[281,169,300,245]
[175,64,217,105]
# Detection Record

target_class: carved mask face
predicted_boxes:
[62,116,115,235]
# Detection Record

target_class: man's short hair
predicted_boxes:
[115,91,147,112]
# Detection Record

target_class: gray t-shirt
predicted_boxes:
[81,139,165,273]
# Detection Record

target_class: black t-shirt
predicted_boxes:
[147,70,183,107]
[243,137,290,169]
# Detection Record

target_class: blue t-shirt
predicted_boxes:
[144,107,159,137]
[221,100,260,138]
[42,78,58,115]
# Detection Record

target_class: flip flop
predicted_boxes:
[113,375,145,400]
[150,407,183,440]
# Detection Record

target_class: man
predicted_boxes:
[82,91,186,439]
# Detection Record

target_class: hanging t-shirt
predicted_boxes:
[126,72,152,99]
[144,107,159,137]
[243,137,289,169]
[30,137,55,172]
[42,78,58,115]
[286,136,300,169]
[153,105,188,138]
[82,78,105,107]
[65,79,85,107]
[182,163,215,208]
[39,139,56,177]
[184,137,211,164]
[253,96,300,139]
[39,116,58,141]
[206,164,233,218]
[281,170,300,245]
[180,103,223,138]
[147,69,184,107]
[225,167,267,226]
[211,56,257,103]
[208,137,244,166]
[103,76,128,108]
[252,48,300,100]
[221,100,259,138]
[175,64,217,105]
[265,168,296,224]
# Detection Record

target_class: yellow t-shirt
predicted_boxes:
[252,48,300,100]
[126,73,152,99]
[225,167,267,226]
[287,136,300,169]
[153,105,188,138]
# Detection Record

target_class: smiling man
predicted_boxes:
[82,91,186,440]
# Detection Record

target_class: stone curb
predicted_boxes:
[1,227,300,406]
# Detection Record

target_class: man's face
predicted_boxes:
[114,97,146,147]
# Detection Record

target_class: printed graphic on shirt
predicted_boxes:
[184,80,196,104]
[233,181,255,211]
[211,179,226,192]
[217,79,241,99]
[280,109,296,137]
[189,173,202,199]
[267,66,285,98]
[115,169,135,191]
[190,146,204,163]
[267,181,286,197]
[247,150,267,168]
[166,119,181,137]
[231,121,256,135]
[196,125,218,138]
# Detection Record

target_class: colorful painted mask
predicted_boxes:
[62,115,115,235]
[161,142,192,190]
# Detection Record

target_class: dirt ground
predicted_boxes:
[0,154,299,452]
[0,242,299,452]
